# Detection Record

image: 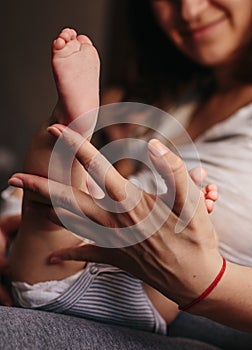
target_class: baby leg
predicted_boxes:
[52,28,100,124]
[189,167,218,213]
[10,28,100,284]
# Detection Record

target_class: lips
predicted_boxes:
[182,16,227,39]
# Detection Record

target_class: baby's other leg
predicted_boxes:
[202,183,218,213]
[189,167,218,213]
[10,28,100,284]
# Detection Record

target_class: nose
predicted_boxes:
[181,0,209,21]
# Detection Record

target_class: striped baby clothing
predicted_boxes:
[13,263,167,334]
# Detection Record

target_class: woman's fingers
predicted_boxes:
[189,167,207,186]
[8,172,127,245]
[50,244,114,265]
[48,206,126,247]
[50,244,138,280]
[148,139,195,207]
[48,125,128,203]
[8,174,107,224]
[148,139,202,230]
[10,124,129,206]
[8,172,127,246]
[8,174,54,206]
[8,174,82,213]
[49,124,144,213]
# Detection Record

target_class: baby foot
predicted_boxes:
[202,183,218,214]
[189,167,218,213]
[52,28,100,128]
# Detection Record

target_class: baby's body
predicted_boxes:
[9,28,217,332]
[10,28,100,284]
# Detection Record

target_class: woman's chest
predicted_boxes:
[186,89,252,140]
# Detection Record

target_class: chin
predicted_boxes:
[187,49,235,68]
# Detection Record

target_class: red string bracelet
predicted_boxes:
[179,257,226,312]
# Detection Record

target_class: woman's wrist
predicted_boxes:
[179,257,226,311]
[166,247,224,308]
[184,260,252,332]
[144,234,223,308]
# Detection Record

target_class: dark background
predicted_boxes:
[0,0,128,190]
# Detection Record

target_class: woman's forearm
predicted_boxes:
[190,261,252,332]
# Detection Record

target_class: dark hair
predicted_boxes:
[106,0,212,108]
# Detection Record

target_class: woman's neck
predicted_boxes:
[186,83,252,141]
[213,49,252,91]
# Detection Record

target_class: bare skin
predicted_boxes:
[152,0,252,140]
[9,28,100,283]
[8,28,217,325]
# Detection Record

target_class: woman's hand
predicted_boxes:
[8,124,222,307]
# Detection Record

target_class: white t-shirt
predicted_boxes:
[130,102,252,266]
[1,103,252,266]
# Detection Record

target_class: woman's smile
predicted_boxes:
[152,0,252,66]
[185,15,227,41]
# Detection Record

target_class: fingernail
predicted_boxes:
[8,177,24,188]
[49,256,62,264]
[47,126,63,138]
[148,139,169,157]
